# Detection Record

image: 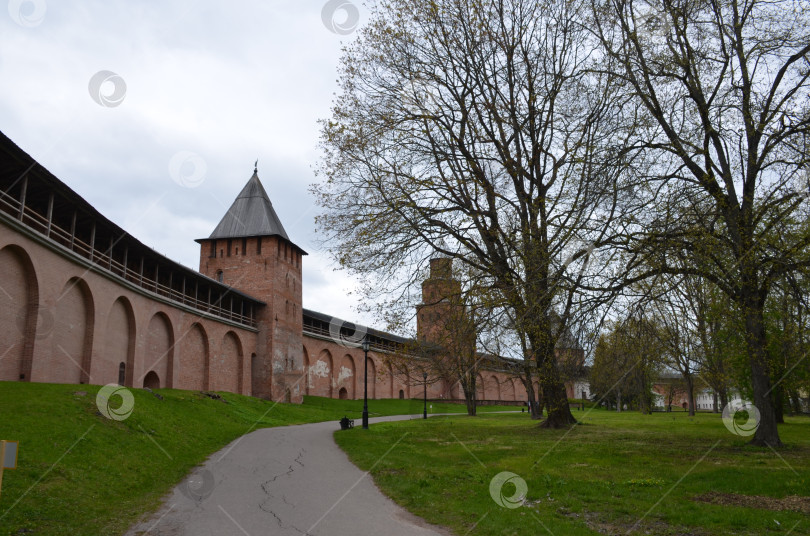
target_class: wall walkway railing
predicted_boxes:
[301,321,403,353]
[0,185,257,329]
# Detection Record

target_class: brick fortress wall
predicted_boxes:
[0,221,257,392]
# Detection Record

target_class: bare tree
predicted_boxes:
[315,0,626,428]
[592,0,810,446]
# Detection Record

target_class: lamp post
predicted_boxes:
[362,336,370,429]
[423,371,428,419]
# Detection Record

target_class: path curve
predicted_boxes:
[125,415,451,536]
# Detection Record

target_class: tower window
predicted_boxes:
[227,239,232,257]
[242,238,247,255]
[220,249,223,258]
[216,270,224,283]
[209,241,216,258]
[257,237,262,255]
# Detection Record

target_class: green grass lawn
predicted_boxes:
[335,409,810,535]
[0,382,517,535]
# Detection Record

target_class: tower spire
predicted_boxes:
[254,159,258,174]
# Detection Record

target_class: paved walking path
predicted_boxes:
[125,415,451,536]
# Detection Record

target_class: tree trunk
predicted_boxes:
[743,299,782,447]
[684,374,695,416]
[531,400,542,420]
[464,390,477,416]
[774,385,785,424]
[534,339,576,427]
[533,387,543,420]
[616,389,622,412]
[524,378,541,419]
[536,383,545,418]
[717,358,729,412]
[540,379,576,427]
[466,397,477,416]
[463,376,477,416]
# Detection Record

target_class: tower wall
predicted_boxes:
[416,257,462,345]
[198,235,303,401]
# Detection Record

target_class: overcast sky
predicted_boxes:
[0,0,382,328]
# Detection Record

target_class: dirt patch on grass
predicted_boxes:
[558,508,710,536]
[693,492,810,514]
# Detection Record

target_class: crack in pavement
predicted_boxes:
[262,448,306,487]
[257,447,312,535]
[259,496,312,536]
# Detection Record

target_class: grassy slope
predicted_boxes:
[0,382,517,535]
[335,410,810,536]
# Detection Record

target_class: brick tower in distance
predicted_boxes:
[416,256,463,346]
[196,166,306,402]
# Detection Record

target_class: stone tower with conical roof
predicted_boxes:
[196,167,306,402]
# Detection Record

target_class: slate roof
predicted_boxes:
[207,171,290,241]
